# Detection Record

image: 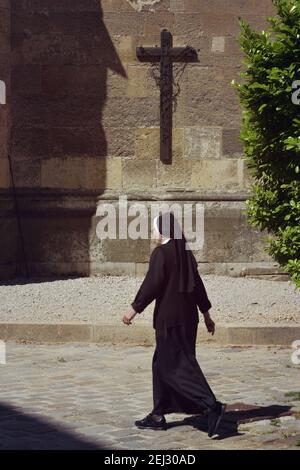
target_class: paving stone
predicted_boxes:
[0,342,299,449]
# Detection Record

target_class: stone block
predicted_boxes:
[114,35,136,62]
[185,93,241,128]
[11,64,42,95]
[13,159,41,188]
[184,0,275,16]
[0,7,10,34]
[135,126,183,160]
[173,12,239,36]
[242,13,275,31]
[143,11,174,35]
[81,156,122,191]
[184,66,242,127]
[50,127,107,159]
[47,12,105,35]
[222,128,243,157]
[186,64,212,83]
[174,36,212,66]
[157,158,192,189]
[0,32,10,55]
[157,128,190,188]
[14,30,123,67]
[170,0,184,12]
[0,217,18,266]
[124,0,170,12]
[0,156,10,188]
[104,157,123,190]
[11,95,50,127]
[92,323,155,346]
[135,262,148,276]
[105,127,135,158]
[135,127,159,159]
[122,159,157,190]
[211,36,225,53]
[196,201,258,263]
[11,127,51,160]
[12,0,100,13]
[0,126,8,158]
[185,127,222,160]
[241,263,283,277]
[21,215,92,268]
[101,237,150,263]
[0,105,8,127]
[102,97,159,128]
[13,34,60,65]
[0,140,7,160]
[250,228,273,263]
[223,37,244,60]
[3,323,92,343]
[104,12,144,35]
[134,33,161,51]
[41,64,106,96]
[12,11,49,35]
[171,94,186,128]
[242,162,255,189]
[48,95,105,128]
[40,156,91,190]
[226,327,300,346]
[191,159,240,190]
[41,156,122,190]
[0,1,10,8]
[46,126,130,162]
[89,261,136,276]
[126,65,153,98]
[41,157,78,189]
[171,127,184,159]
[106,69,128,99]
[102,0,137,12]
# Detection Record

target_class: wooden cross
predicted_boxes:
[136,29,198,164]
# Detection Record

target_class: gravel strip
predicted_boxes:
[0,275,299,326]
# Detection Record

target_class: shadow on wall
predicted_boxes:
[0,401,103,449]
[9,0,126,279]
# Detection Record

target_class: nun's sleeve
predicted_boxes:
[194,269,212,314]
[131,247,165,314]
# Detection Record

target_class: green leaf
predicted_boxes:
[234,0,300,288]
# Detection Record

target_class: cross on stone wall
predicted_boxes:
[136,29,198,164]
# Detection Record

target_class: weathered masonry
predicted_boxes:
[0,0,283,279]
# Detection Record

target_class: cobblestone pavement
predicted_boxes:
[0,342,300,450]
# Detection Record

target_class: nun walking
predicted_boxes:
[122,212,225,438]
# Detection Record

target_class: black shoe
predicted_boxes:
[135,414,167,430]
[208,402,226,438]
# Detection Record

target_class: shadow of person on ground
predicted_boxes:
[165,403,292,439]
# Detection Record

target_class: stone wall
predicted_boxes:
[0,0,283,279]
[0,0,10,188]
[0,0,19,278]
[9,0,277,193]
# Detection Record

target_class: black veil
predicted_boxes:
[156,212,198,293]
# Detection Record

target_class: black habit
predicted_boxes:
[131,238,218,416]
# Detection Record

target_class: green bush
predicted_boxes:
[233,0,300,287]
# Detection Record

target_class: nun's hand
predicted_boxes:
[122,308,137,326]
[203,312,215,335]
